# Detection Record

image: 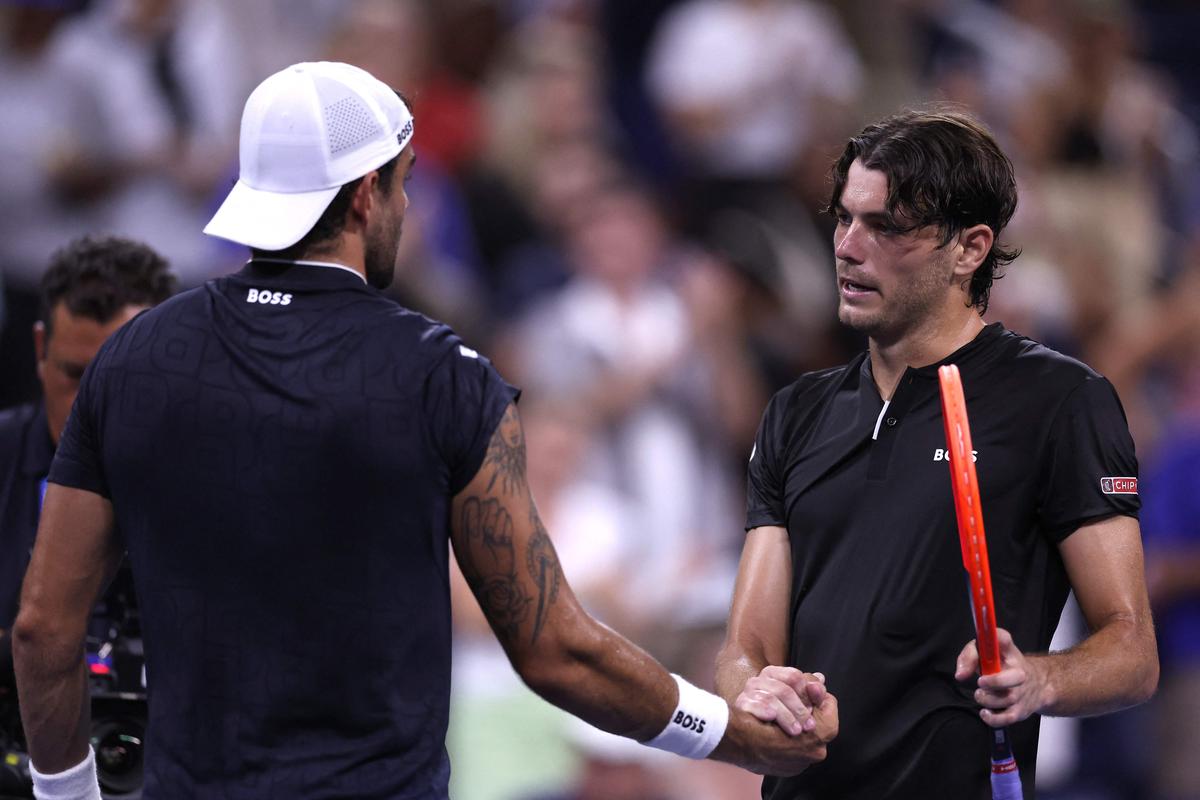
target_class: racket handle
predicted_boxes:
[989,727,1023,800]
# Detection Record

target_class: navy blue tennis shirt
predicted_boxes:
[49,261,518,799]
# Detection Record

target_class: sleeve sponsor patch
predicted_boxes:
[1100,477,1138,495]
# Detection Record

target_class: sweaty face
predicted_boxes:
[832,160,957,344]
[364,147,415,290]
[37,303,147,444]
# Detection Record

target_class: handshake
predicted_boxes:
[714,666,839,776]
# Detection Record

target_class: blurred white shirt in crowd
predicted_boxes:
[647,0,862,177]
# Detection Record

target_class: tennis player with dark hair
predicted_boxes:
[12,61,835,800]
[717,108,1158,799]
[0,234,176,635]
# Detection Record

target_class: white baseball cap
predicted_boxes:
[204,61,415,251]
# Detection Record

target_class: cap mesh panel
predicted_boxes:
[324,96,383,155]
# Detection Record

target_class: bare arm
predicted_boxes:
[451,404,834,773]
[12,484,122,772]
[716,526,792,700]
[715,526,831,737]
[958,514,1159,725]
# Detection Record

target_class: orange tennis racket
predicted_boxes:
[938,364,1023,800]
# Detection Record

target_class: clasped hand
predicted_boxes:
[734,665,837,739]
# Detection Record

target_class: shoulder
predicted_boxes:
[373,306,473,360]
[119,285,207,334]
[975,328,1134,436]
[93,288,204,361]
[989,327,1107,395]
[770,359,862,415]
[0,403,38,436]
[756,357,863,443]
[0,403,40,475]
[0,403,38,449]
[363,306,503,388]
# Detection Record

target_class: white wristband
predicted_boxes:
[645,673,729,759]
[29,746,103,800]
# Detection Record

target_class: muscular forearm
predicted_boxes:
[457,411,829,774]
[521,610,834,775]
[718,526,792,705]
[12,616,92,772]
[715,642,769,705]
[1030,615,1158,717]
[517,609,675,741]
[969,515,1162,725]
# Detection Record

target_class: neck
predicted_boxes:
[258,240,367,283]
[868,304,985,400]
[305,242,366,282]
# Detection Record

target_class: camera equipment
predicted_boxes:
[0,564,147,800]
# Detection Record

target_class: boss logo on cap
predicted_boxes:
[1100,477,1137,495]
[398,119,414,145]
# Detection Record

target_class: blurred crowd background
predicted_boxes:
[2,0,1198,798]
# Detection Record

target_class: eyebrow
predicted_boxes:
[834,201,897,225]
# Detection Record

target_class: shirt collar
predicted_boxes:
[239,259,373,289]
[909,321,1005,377]
[250,258,367,284]
[858,322,1006,386]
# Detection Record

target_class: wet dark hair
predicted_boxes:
[40,235,176,339]
[827,107,1019,313]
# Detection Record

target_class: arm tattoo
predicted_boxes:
[462,405,564,647]
[526,510,563,645]
[459,496,530,643]
[483,405,527,496]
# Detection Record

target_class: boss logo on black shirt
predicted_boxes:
[933,448,977,463]
[672,711,706,735]
[247,289,292,306]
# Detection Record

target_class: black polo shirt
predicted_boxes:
[747,322,1139,800]
[49,261,518,800]
[0,403,53,630]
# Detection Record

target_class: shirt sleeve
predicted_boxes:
[746,388,788,531]
[423,333,521,495]
[47,350,111,498]
[1038,376,1140,542]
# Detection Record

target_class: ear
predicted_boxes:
[33,320,47,382]
[348,170,382,228]
[953,224,994,280]
[33,320,47,362]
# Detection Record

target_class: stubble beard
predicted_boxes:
[364,218,401,290]
[838,254,957,344]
